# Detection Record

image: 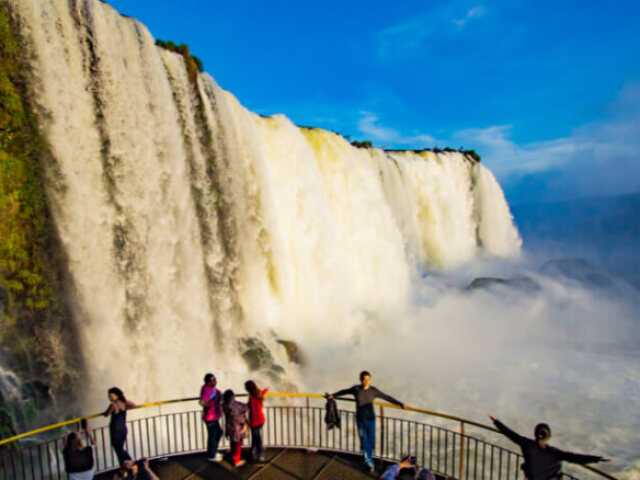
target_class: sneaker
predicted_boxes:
[235,460,246,467]
[215,453,223,461]
[207,456,221,463]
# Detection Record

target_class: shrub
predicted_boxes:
[155,38,204,73]
[351,140,373,149]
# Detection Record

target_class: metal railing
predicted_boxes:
[0,393,617,480]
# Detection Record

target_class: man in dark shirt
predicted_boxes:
[328,371,406,472]
[488,414,610,479]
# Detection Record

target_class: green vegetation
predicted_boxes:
[386,146,481,162]
[0,4,80,426]
[240,337,276,372]
[0,4,54,439]
[461,149,481,163]
[155,39,203,83]
[350,140,373,149]
[0,7,54,318]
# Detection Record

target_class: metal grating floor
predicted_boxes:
[94,448,403,479]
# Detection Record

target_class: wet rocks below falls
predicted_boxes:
[240,337,304,383]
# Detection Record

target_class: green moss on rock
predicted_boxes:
[0,2,83,413]
[240,338,275,372]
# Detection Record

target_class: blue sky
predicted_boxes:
[108,0,640,204]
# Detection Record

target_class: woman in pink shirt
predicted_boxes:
[199,373,222,462]
[245,380,268,462]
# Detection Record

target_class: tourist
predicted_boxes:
[133,458,159,480]
[488,414,610,479]
[328,371,407,472]
[103,387,135,466]
[111,461,134,479]
[380,454,436,480]
[63,421,96,479]
[222,389,249,467]
[245,380,268,462]
[199,373,223,462]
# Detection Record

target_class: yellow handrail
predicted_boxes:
[0,396,199,446]
[0,392,617,479]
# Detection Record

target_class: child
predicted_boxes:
[245,380,268,462]
[222,389,248,467]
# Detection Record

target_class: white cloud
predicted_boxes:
[453,82,640,201]
[377,2,488,58]
[354,83,640,203]
[452,125,578,174]
[357,112,436,147]
[452,6,486,27]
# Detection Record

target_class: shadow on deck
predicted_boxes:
[95,447,445,480]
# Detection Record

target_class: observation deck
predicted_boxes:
[93,447,400,479]
[0,393,616,479]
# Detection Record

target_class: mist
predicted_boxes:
[299,198,640,475]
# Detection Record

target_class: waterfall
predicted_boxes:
[7,0,520,411]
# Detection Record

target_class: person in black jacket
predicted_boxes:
[328,371,406,472]
[63,423,96,479]
[488,414,610,479]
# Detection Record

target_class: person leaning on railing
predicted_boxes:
[104,387,136,467]
[488,414,611,480]
[245,380,268,462]
[327,370,407,473]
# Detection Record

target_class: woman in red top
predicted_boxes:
[245,380,268,462]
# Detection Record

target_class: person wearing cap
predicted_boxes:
[328,371,407,473]
[488,414,610,479]
[199,373,223,462]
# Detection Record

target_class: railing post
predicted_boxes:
[379,405,385,459]
[459,421,466,480]
[306,396,310,447]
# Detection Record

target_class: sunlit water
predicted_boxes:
[5,0,639,476]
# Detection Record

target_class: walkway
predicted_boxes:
[95,448,442,480]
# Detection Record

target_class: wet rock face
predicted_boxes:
[467,276,541,292]
[0,368,22,446]
[238,337,302,392]
[240,337,305,371]
[276,339,304,366]
[0,284,7,316]
[20,380,53,410]
[240,338,275,372]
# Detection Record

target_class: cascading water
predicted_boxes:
[8,0,521,412]
[5,0,640,476]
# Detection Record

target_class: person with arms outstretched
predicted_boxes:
[488,414,610,479]
[328,371,407,473]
